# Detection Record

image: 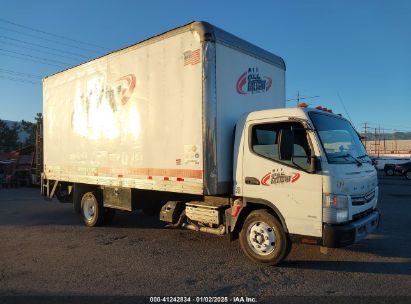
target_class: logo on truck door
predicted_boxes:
[261,169,300,186]
[236,67,272,95]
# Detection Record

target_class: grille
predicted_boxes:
[351,190,375,206]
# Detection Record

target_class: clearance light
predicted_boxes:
[315,106,333,113]
[297,102,308,108]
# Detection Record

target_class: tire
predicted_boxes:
[385,168,394,176]
[56,185,73,204]
[80,191,104,227]
[239,209,290,265]
[406,171,411,180]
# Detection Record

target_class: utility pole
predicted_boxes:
[374,128,378,155]
[382,128,386,154]
[362,122,369,152]
[394,130,398,153]
[378,126,381,157]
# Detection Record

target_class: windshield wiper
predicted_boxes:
[357,154,372,163]
[332,153,363,166]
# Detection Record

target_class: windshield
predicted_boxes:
[309,112,369,164]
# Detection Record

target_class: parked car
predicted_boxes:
[394,162,411,180]
[373,156,411,170]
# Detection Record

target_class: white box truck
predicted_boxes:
[42,21,380,265]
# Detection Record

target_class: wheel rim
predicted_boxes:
[387,169,393,175]
[83,195,96,222]
[406,171,411,179]
[246,221,276,256]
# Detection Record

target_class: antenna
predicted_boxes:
[337,92,353,124]
[286,91,319,106]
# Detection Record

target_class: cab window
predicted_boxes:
[251,122,312,171]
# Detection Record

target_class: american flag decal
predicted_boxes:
[184,49,200,66]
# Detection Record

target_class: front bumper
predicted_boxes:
[323,210,380,248]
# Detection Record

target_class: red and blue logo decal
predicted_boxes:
[261,169,300,186]
[115,74,136,105]
[236,67,272,95]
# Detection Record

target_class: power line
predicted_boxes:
[1,40,83,62]
[360,123,411,133]
[0,35,89,58]
[0,18,109,51]
[373,123,411,130]
[0,26,103,54]
[0,52,64,67]
[0,75,40,85]
[0,48,71,66]
[360,124,411,134]
[0,68,41,79]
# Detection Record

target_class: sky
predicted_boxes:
[0,0,410,133]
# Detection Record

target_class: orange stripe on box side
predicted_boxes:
[94,167,203,180]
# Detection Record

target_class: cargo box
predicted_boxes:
[43,21,285,195]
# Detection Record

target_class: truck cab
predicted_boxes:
[232,106,380,264]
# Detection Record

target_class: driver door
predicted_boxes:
[242,118,323,237]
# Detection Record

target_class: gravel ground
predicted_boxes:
[0,173,410,299]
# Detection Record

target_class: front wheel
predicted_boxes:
[239,209,290,265]
[406,171,411,180]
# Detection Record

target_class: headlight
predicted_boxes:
[323,194,349,223]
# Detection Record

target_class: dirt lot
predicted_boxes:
[0,173,410,300]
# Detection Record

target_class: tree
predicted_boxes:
[20,120,36,145]
[20,113,43,146]
[0,119,19,152]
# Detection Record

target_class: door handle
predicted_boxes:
[245,177,260,185]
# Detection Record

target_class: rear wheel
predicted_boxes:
[239,209,290,265]
[385,168,394,176]
[406,171,411,180]
[81,191,104,227]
